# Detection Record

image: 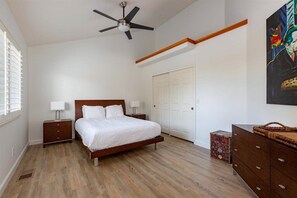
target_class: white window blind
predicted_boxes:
[0,29,5,116]
[0,22,22,124]
[6,38,22,113]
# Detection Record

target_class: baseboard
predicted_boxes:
[194,140,210,150]
[29,139,42,145]
[0,143,28,196]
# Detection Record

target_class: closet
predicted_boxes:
[152,67,195,142]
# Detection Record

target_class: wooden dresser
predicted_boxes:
[232,125,297,198]
[43,119,72,147]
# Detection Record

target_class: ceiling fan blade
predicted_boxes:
[130,23,154,31]
[93,9,118,22]
[99,26,118,32]
[125,31,132,40]
[124,7,140,23]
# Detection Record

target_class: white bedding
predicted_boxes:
[75,116,161,151]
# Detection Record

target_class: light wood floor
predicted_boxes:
[3,134,255,198]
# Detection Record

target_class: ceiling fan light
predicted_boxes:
[118,23,130,32]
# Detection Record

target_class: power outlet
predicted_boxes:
[12,147,14,157]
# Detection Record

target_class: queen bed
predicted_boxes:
[74,100,164,166]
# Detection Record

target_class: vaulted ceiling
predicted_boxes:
[7,0,196,46]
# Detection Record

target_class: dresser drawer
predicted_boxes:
[44,125,71,134]
[233,150,269,183]
[233,156,270,198]
[44,121,72,128]
[233,126,269,154]
[270,141,297,181]
[271,167,297,198]
[44,131,60,143]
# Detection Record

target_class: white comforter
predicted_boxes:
[75,116,161,151]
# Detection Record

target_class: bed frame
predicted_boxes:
[74,100,164,166]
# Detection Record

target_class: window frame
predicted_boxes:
[0,21,22,126]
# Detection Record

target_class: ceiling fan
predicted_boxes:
[93,1,154,40]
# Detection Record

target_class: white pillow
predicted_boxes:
[105,105,124,118]
[82,105,105,119]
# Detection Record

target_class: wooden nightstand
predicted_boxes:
[126,114,146,120]
[43,119,72,148]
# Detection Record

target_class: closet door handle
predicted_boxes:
[154,105,156,107]
[191,107,194,110]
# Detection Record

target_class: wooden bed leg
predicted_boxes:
[94,158,99,166]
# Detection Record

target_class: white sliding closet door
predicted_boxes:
[152,67,195,142]
[169,67,195,141]
[152,73,170,133]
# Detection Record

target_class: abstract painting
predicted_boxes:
[267,0,297,105]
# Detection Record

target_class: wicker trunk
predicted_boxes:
[210,131,232,164]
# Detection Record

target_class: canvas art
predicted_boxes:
[267,0,297,105]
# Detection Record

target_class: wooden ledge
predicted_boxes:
[136,38,196,64]
[135,19,248,65]
[195,19,248,44]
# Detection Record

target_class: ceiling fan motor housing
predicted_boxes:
[118,19,130,32]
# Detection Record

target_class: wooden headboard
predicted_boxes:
[75,100,126,122]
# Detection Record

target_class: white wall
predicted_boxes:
[195,26,247,148]
[28,31,154,144]
[0,0,28,195]
[225,0,297,126]
[154,0,225,50]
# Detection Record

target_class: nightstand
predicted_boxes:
[43,119,72,148]
[126,114,146,120]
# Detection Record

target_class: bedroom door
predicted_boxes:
[152,73,170,133]
[169,67,195,141]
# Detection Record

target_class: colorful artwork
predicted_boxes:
[267,0,297,105]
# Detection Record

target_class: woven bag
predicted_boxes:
[253,122,297,137]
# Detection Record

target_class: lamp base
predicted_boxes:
[55,110,61,121]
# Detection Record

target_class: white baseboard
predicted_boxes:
[29,139,42,145]
[0,143,28,196]
[194,140,210,150]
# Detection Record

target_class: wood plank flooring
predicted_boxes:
[2,134,255,198]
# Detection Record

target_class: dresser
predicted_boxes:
[232,125,297,198]
[43,119,72,147]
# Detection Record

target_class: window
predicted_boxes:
[0,24,22,124]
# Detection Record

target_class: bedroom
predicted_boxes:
[1,0,297,197]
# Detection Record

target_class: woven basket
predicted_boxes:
[253,122,297,137]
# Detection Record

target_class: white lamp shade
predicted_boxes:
[50,101,65,111]
[130,101,140,108]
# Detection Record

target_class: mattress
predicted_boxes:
[75,116,161,151]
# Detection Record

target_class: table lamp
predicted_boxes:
[50,101,65,121]
[130,101,140,115]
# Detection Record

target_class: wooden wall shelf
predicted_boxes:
[135,19,248,66]
[136,38,196,67]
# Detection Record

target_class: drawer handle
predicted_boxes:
[256,166,261,170]
[255,145,261,149]
[57,124,60,126]
[234,148,238,152]
[57,137,60,140]
[234,133,238,136]
[278,158,285,163]
[278,184,286,190]
[234,164,238,167]
[256,187,261,191]
[57,130,60,133]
